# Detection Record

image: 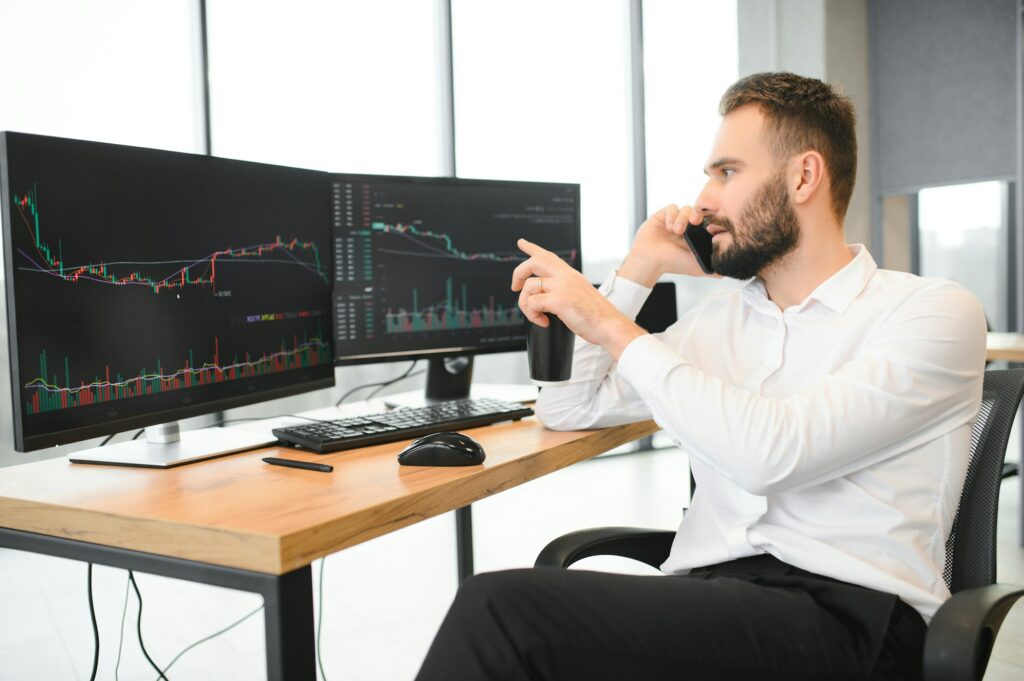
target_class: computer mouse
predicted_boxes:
[397,431,486,467]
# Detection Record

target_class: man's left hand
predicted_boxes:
[511,239,646,360]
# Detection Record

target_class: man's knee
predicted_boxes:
[455,569,539,611]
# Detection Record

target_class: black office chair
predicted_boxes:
[535,369,1024,681]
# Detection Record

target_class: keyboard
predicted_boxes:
[271,397,535,453]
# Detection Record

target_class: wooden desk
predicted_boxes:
[0,417,656,680]
[987,332,1024,362]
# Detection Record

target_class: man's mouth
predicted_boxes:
[707,224,728,237]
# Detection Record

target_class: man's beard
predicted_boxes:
[707,171,800,280]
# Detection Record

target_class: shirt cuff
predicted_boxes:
[599,270,652,321]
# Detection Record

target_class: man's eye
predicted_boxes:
[722,168,735,178]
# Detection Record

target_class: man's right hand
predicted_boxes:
[617,204,709,287]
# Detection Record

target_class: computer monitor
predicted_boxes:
[0,132,335,465]
[331,174,581,400]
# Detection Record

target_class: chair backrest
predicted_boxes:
[944,369,1024,593]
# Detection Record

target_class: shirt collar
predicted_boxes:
[740,244,877,315]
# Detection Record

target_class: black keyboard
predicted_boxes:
[271,397,535,453]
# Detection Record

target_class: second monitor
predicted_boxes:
[332,174,581,399]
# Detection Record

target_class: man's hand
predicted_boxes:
[618,204,710,287]
[511,239,646,360]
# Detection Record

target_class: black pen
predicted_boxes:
[263,456,333,473]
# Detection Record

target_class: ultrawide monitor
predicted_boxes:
[331,174,581,390]
[0,132,335,458]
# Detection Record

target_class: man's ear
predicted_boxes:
[791,151,825,206]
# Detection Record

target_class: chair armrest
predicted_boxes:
[923,583,1024,681]
[535,527,675,569]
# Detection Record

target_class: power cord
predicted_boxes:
[317,557,329,681]
[87,563,99,681]
[102,567,262,681]
[115,572,131,680]
[128,572,168,680]
[151,603,263,680]
[335,361,421,406]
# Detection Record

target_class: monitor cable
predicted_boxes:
[149,602,263,681]
[128,571,168,680]
[317,557,329,680]
[335,360,422,406]
[114,571,131,680]
[87,563,99,681]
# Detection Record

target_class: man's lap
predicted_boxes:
[416,561,925,681]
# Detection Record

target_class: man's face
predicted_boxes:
[696,106,800,279]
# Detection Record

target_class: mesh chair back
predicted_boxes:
[943,369,1024,593]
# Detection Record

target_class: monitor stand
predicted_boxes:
[68,422,275,468]
[383,356,538,409]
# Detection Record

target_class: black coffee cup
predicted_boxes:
[526,314,575,385]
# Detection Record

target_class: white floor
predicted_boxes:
[0,448,690,681]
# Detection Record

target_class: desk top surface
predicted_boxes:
[0,418,657,575]
[987,332,1024,362]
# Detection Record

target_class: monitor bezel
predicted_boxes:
[330,172,582,367]
[0,131,336,453]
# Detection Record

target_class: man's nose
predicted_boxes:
[693,181,718,221]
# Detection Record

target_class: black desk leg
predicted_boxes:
[456,505,474,584]
[263,565,316,681]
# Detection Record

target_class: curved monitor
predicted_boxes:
[0,132,335,453]
[331,174,581,366]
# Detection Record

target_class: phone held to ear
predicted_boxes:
[683,224,715,274]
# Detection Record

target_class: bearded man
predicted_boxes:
[415,72,986,681]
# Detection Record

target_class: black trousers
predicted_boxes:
[415,555,926,681]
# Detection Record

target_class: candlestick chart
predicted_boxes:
[12,184,327,295]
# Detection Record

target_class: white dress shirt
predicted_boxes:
[535,245,987,621]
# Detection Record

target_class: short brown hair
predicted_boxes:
[720,72,857,220]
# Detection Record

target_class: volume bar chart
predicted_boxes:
[26,331,330,415]
[384,277,523,333]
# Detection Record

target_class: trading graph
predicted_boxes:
[332,175,579,360]
[1,132,334,447]
[12,184,327,294]
[26,322,329,415]
[369,221,577,264]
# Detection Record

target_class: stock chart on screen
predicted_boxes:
[331,175,580,362]
[0,133,334,450]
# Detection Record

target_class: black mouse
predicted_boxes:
[398,431,486,467]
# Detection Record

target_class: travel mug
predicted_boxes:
[526,314,575,386]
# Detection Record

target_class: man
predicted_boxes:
[415,72,987,680]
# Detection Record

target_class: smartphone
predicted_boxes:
[683,224,715,274]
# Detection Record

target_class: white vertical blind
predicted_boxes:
[205,0,446,175]
[0,0,203,153]
[643,0,738,215]
[451,0,632,273]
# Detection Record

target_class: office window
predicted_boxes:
[0,0,203,153]
[917,180,1010,331]
[643,0,738,214]
[206,0,446,175]
[451,0,632,273]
